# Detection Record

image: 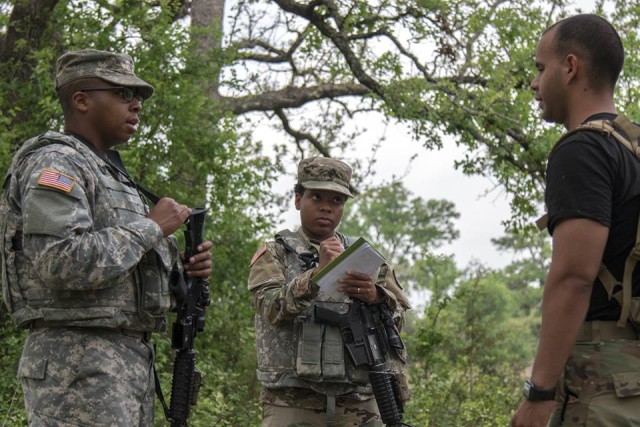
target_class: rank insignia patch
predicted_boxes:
[37,168,76,192]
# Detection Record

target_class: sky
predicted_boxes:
[266,117,519,271]
[255,0,610,271]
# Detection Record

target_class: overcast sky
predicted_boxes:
[267,117,520,271]
[258,0,610,271]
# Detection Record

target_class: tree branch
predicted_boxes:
[274,109,330,156]
[222,82,370,114]
[273,0,386,98]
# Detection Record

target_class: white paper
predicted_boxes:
[314,241,385,300]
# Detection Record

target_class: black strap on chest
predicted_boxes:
[67,131,161,204]
[275,236,319,270]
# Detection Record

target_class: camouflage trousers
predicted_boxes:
[549,321,640,426]
[18,327,155,427]
[262,398,383,427]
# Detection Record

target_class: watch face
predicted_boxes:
[523,380,533,398]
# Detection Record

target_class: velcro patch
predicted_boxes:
[37,168,76,193]
[250,244,268,266]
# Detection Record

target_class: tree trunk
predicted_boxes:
[191,0,225,100]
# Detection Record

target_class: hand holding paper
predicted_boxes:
[311,237,386,300]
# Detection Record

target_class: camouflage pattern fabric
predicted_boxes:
[19,328,155,427]
[548,324,640,426]
[262,399,383,427]
[55,49,153,99]
[1,132,176,331]
[0,132,179,426]
[297,157,353,197]
[248,228,411,415]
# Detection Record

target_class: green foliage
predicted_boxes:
[339,181,542,426]
[0,309,27,426]
[0,1,273,425]
[2,0,630,425]
[404,266,539,426]
[341,181,460,264]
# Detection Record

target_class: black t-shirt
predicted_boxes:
[545,113,640,320]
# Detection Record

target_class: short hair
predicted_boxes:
[294,183,305,196]
[57,77,104,115]
[548,14,624,91]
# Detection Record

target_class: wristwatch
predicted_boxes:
[522,380,556,401]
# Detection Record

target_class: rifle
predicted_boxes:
[166,207,211,427]
[314,299,410,427]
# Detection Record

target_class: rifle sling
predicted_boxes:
[66,131,161,204]
[154,347,172,420]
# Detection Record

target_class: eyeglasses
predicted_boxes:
[81,87,145,103]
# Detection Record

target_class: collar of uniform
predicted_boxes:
[64,130,129,173]
[296,228,320,249]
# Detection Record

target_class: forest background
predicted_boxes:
[1,0,638,426]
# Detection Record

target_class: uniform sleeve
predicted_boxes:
[247,242,318,325]
[16,147,164,290]
[375,263,411,331]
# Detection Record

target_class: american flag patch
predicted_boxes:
[37,168,76,193]
[250,244,268,266]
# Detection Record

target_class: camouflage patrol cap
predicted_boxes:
[55,49,154,99]
[297,157,353,198]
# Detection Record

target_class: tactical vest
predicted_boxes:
[0,131,177,332]
[254,229,375,396]
[537,115,640,328]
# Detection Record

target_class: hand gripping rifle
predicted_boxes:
[166,207,211,427]
[314,299,411,427]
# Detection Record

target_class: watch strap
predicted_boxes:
[523,380,556,401]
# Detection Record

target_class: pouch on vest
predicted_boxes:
[296,322,323,380]
[135,238,177,325]
[322,325,346,379]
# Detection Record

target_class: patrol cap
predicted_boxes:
[297,157,353,198]
[55,49,154,99]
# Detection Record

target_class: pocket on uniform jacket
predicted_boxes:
[611,372,640,398]
[18,355,47,380]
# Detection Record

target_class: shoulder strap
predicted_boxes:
[547,115,639,160]
[275,229,318,269]
[598,115,640,326]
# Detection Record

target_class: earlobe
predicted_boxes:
[294,194,301,210]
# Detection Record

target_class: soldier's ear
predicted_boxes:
[294,192,302,210]
[71,91,90,112]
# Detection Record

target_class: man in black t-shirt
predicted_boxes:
[511,14,640,427]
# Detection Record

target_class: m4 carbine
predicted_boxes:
[314,299,408,427]
[167,208,211,427]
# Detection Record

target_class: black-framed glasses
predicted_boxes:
[81,87,144,103]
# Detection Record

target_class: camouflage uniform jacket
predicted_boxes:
[0,131,178,332]
[248,228,411,410]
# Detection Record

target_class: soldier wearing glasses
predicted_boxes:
[0,49,213,426]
